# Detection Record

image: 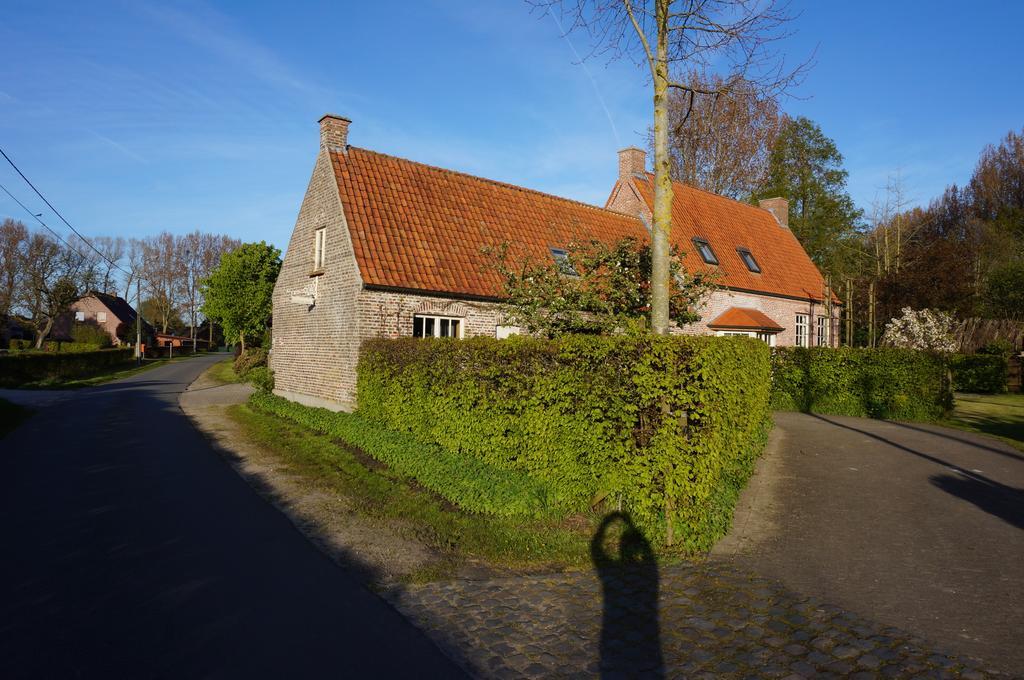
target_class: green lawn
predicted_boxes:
[945,392,1024,452]
[0,398,31,439]
[229,402,606,580]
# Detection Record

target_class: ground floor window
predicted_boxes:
[795,314,809,347]
[817,315,829,347]
[413,314,463,338]
[715,330,777,346]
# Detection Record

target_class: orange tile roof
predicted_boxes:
[331,148,642,298]
[626,174,832,302]
[707,307,784,331]
[330,147,831,303]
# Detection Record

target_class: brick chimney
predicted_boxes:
[759,197,789,228]
[319,113,351,153]
[618,147,646,180]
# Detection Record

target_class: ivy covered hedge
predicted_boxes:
[248,392,555,517]
[357,335,772,550]
[770,347,951,420]
[950,354,1008,393]
[0,348,134,387]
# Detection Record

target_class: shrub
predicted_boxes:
[247,366,275,393]
[978,339,1015,357]
[233,347,268,378]
[249,392,555,517]
[0,348,134,387]
[71,322,112,348]
[8,339,104,353]
[770,347,951,420]
[950,354,1007,393]
[357,335,772,550]
[881,307,958,353]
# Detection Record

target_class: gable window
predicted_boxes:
[75,311,85,322]
[795,314,808,347]
[692,238,719,265]
[817,315,829,347]
[737,248,761,273]
[313,227,326,271]
[549,247,578,276]
[97,312,107,323]
[413,314,463,339]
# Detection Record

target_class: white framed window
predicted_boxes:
[75,311,85,322]
[795,314,809,347]
[413,314,463,338]
[817,316,829,347]
[97,311,107,323]
[715,329,776,346]
[313,227,326,270]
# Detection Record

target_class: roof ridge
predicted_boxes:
[340,147,642,223]
[640,172,770,214]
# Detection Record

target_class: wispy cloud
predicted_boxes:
[88,130,148,164]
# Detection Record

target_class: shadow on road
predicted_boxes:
[591,512,664,678]
[930,473,1024,530]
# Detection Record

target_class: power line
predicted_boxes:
[0,146,131,277]
[0,180,95,265]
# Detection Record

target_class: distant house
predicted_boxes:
[271,115,839,411]
[55,292,146,346]
[154,331,209,349]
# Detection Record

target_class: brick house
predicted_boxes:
[271,115,838,411]
[55,292,144,346]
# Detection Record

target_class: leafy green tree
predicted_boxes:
[487,237,717,338]
[756,116,862,276]
[984,262,1024,320]
[200,242,281,352]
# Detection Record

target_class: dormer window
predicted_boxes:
[550,247,578,276]
[313,227,326,271]
[737,247,761,273]
[692,238,719,265]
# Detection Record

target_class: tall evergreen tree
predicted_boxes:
[756,116,862,276]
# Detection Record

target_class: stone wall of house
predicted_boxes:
[271,147,364,411]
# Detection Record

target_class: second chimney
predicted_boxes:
[759,197,789,228]
[319,113,351,153]
[618,147,646,180]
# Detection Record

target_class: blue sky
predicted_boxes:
[1,1,1022,252]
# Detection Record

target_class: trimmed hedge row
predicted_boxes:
[8,340,107,353]
[248,392,556,517]
[357,335,772,550]
[770,347,951,420]
[0,348,134,386]
[950,354,1008,393]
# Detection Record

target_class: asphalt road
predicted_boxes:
[0,355,464,679]
[717,411,1024,673]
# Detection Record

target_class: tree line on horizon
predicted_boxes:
[0,224,241,348]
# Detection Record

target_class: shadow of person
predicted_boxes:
[591,512,664,678]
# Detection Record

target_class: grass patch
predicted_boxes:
[0,398,31,439]
[207,358,244,385]
[944,392,1024,453]
[228,402,603,575]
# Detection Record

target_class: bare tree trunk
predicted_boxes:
[239,331,245,355]
[649,0,671,335]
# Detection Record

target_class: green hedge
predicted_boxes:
[0,348,134,386]
[950,354,1008,393]
[8,339,106,353]
[248,392,555,517]
[357,335,772,550]
[770,347,951,420]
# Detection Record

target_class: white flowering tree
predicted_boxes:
[881,307,958,353]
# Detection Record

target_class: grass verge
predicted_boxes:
[0,398,31,439]
[229,401,601,577]
[207,358,244,385]
[944,392,1024,453]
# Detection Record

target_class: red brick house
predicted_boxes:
[55,292,144,346]
[271,115,838,411]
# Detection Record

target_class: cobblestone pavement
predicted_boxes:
[386,561,1012,679]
